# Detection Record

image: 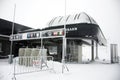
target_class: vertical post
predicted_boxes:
[62,38,65,73]
[91,40,94,61]
[110,44,113,63]
[12,58,16,80]
[9,4,16,64]
[62,0,69,73]
[95,42,99,59]
[41,38,43,49]
[78,45,82,63]
[40,38,43,69]
[116,44,118,63]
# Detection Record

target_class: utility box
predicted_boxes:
[110,44,118,63]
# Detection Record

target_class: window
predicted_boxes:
[48,46,57,55]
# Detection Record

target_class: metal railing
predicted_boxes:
[12,56,54,80]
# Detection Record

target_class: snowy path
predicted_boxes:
[0,59,120,80]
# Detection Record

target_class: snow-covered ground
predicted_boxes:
[0,59,120,80]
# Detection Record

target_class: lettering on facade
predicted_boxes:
[66,27,77,31]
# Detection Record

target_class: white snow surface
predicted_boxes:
[0,59,120,80]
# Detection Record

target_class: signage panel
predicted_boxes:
[10,29,64,41]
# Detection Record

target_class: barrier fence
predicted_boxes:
[12,56,54,80]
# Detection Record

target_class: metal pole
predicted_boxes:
[62,0,66,73]
[9,4,16,64]
[62,0,69,73]
[12,58,16,80]
[62,37,66,73]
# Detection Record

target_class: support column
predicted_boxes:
[62,38,66,63]
[95,42,99,59]
[62,38,69,73]
[91,40,94,61]
[110,44,114,63]
[78,45,82,63]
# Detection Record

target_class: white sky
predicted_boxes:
[0,0,120,55]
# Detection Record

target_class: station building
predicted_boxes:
[0,12,106,63]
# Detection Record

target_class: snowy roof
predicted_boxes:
[47,12,97,27]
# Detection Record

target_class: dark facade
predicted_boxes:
[0,18,32,58]
[0,36,10,58]
[0,12,107,63]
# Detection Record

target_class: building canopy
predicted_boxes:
[44,12,106,46]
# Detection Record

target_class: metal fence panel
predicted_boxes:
[12,56,54,80]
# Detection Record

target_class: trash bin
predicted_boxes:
[8,55,14,64]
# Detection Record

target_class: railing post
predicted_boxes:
[12,58,16,80]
